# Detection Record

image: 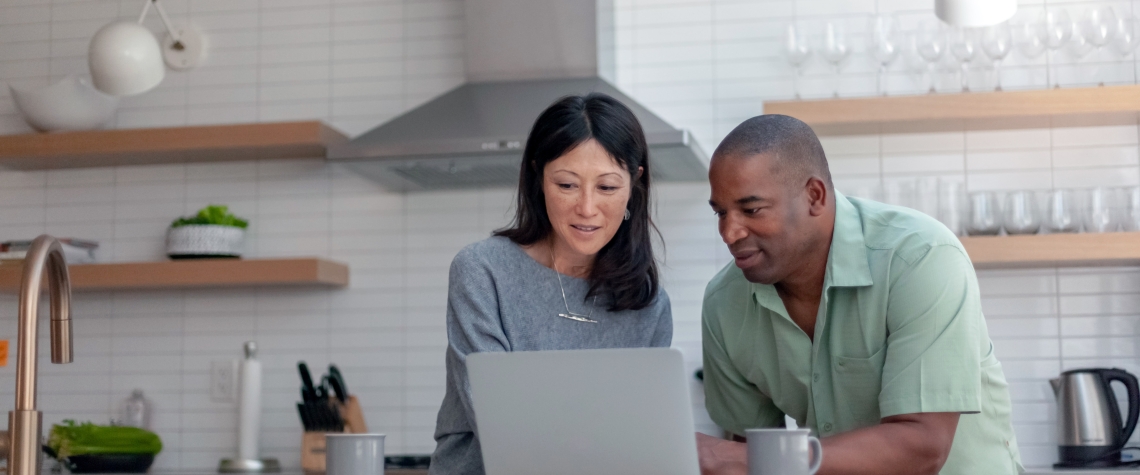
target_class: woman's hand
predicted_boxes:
[696,432,747,475]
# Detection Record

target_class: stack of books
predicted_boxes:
[0,239,99,265]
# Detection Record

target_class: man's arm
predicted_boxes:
[697,412,958,475]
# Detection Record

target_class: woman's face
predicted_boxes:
[542,139,636,261]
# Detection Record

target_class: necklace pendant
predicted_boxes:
[558,313,599,324]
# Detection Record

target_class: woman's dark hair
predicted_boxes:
[495,93,659,312]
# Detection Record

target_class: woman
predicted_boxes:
[428,93,672,475]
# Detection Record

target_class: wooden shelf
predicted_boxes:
[0,257,349,292]
[763,85,1140,135]
[0,121,348,169]
[961,232,1140,269]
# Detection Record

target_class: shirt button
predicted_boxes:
[823,423,833,432]
[813,373,820,382]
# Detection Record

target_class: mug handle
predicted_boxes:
[807,436,823,475]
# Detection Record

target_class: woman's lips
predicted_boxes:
[571,224,601,235]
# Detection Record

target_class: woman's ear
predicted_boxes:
[635,166,644,180]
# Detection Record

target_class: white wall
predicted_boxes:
[1,0,1139,470]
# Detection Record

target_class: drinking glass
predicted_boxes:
[915,19,947,93]
[949,27,979,92]
[1084,187,1122,232]
[1112,16,1140,58]
[1043,8,1073,88]
[1045,189,1081,233]
[937,180,968,236]
[1123,187,1140,232]
[967,191,1002,236]
[913,176,939,218]
[821,21,851,98]
[982,23,1013,91]
[867,14,903,96]
[783,23,813,100]
[1078,6,1118,86]
[883,178,916,209]
[1003,191,1041,234]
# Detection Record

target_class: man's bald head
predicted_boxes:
[712,114,832,190]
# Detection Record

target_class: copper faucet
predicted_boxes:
[3,235,73,475]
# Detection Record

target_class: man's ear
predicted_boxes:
[805,177,829,217]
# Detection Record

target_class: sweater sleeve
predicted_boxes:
[429,247,511,475]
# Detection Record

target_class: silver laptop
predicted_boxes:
[467,348,700,475]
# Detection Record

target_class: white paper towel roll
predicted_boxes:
[238,341,262,461]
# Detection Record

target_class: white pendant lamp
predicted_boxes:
[936,0,1016,27]
[88,0,205,96]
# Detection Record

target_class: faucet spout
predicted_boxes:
[8,235,73,475]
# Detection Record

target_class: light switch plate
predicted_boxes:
[210,359,239,402]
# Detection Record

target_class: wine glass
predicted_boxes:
[915,19,947,93]
[1013,20,1048,87]
[982,23,1013,91]
[1114,15,1140,58]
[937,180,967,236]
[783,23,813,100]
[1078,6,1117,86]
[1042,8,1072,88]
[820,21,851,98]
[1067,22,1095,84]
[949,27,979,92]
[867,14,902,96]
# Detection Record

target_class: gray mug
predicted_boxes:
[745,428,822,475]
[325,433,386,475]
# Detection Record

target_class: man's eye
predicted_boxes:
[713,210,726,218]
[744,208,761,215]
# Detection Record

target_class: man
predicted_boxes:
[696,115,1022,475]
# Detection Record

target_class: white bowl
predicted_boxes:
[8,75,119,132]
[166,225,245,259]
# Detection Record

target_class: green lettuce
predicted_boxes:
[47,420,163,458]
[171,204,249,229]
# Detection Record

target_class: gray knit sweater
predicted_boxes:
[428,236,673,475]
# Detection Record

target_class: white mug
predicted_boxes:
[325,433,386,475]
[745,428,822,475]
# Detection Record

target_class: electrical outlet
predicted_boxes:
[210,359,238,402]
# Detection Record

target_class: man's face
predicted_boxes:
[708,154,811,284]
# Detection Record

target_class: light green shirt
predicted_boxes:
[702,192,1023,475]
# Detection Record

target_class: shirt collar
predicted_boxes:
[826,190,873,288]
[751,190,873,314]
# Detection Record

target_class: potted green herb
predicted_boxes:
[166,205,249,259]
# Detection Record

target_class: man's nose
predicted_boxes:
[720,214,748,245]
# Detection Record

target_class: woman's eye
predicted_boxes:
[599,185,618,192]
[557,183,575,189]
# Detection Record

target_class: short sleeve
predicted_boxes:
[879,244,983,418]
[702,300,784,436]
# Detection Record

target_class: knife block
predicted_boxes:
[300,395,369,474]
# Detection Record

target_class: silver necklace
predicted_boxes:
[550,245,599,324]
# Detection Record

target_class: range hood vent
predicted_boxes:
[326,0,708,191]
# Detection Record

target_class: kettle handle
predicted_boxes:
[1103,368,1140,448]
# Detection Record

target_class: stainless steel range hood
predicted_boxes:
[326,0,707,191]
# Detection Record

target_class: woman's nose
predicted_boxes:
[575,189,599,216]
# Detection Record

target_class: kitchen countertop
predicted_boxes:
[1024,468,1140,474]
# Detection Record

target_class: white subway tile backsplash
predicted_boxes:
[0,0,1133,469]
